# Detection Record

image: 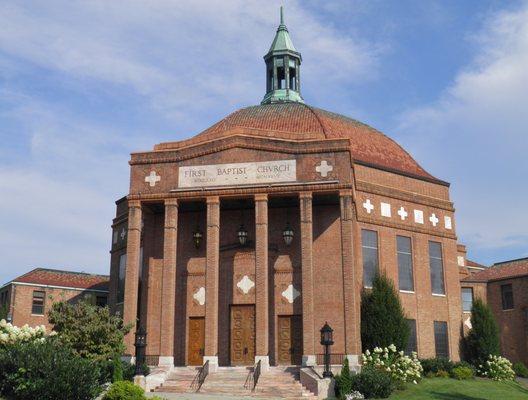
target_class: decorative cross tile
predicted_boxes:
[429,213,439,227]
[236,275,255,295]
[315,160,333,177]
[414,210,424,224]
[457,256,465,267]
[363,199,374,214]
[380,202,391,218]
[193,287,205,306]
[281,284,300,304]
[145,171,161,187]
[397,206,408,221]
[444,216,452,230]
[120,228,127,241]
[464,317,472,330]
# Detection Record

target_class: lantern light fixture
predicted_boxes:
[134,326,147,376]
[320,322,334,378]
[282,222,294,246]
[237,224,248,246]
[193,226,203,249]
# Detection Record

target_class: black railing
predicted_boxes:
[316,353,345,365]
[191,360,209,392]
[244,360,262,391]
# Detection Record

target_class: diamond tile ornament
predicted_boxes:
[414,210,424,224]
[236,275,255,294]
[444,216,452,230]
[397,206,408,221]
[363,199,374,214]
[380,202,391,217]
[145,171,161,187]
[281,284,300,304]
[193,287,205,306]
[315,160,333,177]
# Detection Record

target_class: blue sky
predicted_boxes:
[1,0,527,284]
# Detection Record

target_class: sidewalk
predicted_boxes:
[146,393,278,400]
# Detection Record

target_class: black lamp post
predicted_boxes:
[134,327,147,376]
[237,224,248,246]
[193,226,203,249]
[282,222,294,246]
[320,322,334,378]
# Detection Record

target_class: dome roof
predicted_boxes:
[185,102,442,184]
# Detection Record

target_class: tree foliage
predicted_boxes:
[0,303,8,321]
[464,298,500,366]
[361,273,409,352]
[48,300,131,362]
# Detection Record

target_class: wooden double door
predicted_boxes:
[278,315,303,365]
[188,317,205,366]
[230,305,256,365]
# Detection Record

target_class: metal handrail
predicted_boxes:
[244,360,262,391]
[191,360,209,392]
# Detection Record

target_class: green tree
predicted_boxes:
[48,300,131,362]
[0,303,8,320]
[337,357,353,398]
[361,273,410,352]
[464,298,500,366]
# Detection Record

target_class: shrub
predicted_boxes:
[0,339,102,400]
[464,299,500,366]
[112,357,124,382]
[478,354,515,381]
[350,366,393,399]
[513,362,528,378]
[336,357,353,398]
[362,344,422,384]
[345,392,365,400]
[420,357,454,374]
[450,366,474,380]
[435,370,449,378]
[0,319,52,345]
[103,381,145,400]
[361,274,410,352]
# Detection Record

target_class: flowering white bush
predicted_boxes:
[478,355,515,381]
[361,344,423,383]
[345,391,364,399]
[0,319,53,345]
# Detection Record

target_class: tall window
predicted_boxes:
[31,291,45,315]
[429,242,445,295]
[405,319,417,355]
[434,321,449,358]
[362,230,379,287]
[397,236,414,291]
[501,284,514,310]
[96,296,107,307]
[461,287,474,312]
[117,254,127,303]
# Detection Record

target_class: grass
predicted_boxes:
[389,377,528,400]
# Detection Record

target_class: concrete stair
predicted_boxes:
[153,366,317,399]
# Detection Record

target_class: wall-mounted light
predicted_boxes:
[282,223,294,246]
[237,224,248,246]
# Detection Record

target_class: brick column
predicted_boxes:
[340,190,361,365]
[123,200,142,357]
[300,192,316,366]
[254,194,269,370]
[204,196,220,371]
[159,198,178,366]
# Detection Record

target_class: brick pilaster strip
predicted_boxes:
[123,200,142,355]
[160,198,178,358]
[299,192,315,355]
[205,196,220,357]
[340,190,361,355]
[255,194,269,356]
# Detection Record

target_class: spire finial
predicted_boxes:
[280,6,284,25]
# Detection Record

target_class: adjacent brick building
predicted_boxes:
[461,257,528,366]
[109,12,464,370]
[0,268,109,329]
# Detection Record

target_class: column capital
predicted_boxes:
[128,199,142,208]
[299,191,312,200]
[206,196,220,205]
[254,193,268,202]
[164,198,179,207]
[339,189,354,198]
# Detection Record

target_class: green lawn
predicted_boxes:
[389,377,528,400]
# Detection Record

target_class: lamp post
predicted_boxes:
[320,322,334,378]
[134,327,147,376]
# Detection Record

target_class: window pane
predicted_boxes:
[362,230,378,287]
[429,242,445,295]
[397,236,414,291]
[117,254,127,303]
[434,321,449,358]
[501,284,514,310]
[405,319,417,355]
[461,288,473,312]
[32,291,45,315]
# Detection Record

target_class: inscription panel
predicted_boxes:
[178,160,296,188]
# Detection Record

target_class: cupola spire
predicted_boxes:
[261,7,304,105]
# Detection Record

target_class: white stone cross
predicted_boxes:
[429,213,439,227]
[120,228,126,240]
[397,206,408,220]
[363,199,374,214]
[315,160,333,177]
[145,171,161,187]
[193,287,205,306]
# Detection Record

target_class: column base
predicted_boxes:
[345,354,360,366]
[254,355,270,372]
[133,375,146,390]
[203,356,218,373]
[302,354,317,367]
[158,356,174,367]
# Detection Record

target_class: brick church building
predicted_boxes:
[109,11,463,371]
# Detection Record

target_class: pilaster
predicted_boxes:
[123,200,142,355]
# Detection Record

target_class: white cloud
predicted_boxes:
[397,4,528,254]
